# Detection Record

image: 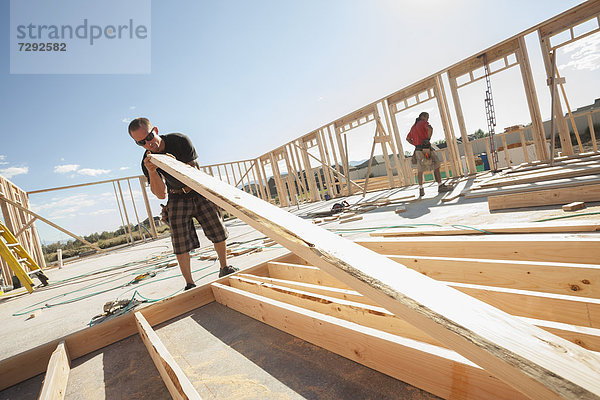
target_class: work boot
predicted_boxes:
[219,265,239,278]
[438,184,451,193]
[419,188,425,197]
[184,282,196,291]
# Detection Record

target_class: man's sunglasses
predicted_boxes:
[135,128,156,146]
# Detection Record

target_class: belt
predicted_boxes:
[168,186,193,195]
[415,144,432,151]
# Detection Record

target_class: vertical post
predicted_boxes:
[316,131,333,197]
[519,130,530,164]
[319,129,336,196]
[299,140,320,202]
[282,149,298,206]
[501,135,511,167]
[127,179,145,242]
[343,134,352,195]
[382,99,404,186]
[270,153,289,206]
[288,144,307,200]
[57,249,63,269]
[260,158,273,203]
[334,126,351,195]
[387,102,410,185]
[539,31,574,156]
[588,114,597,152]
[326,125,343,196]
[516,36,549,161]
[434,75,463,176]
[448,75,477,174]
[139,177,158,239]
[372,107,396,188]
[117,181,134,244]
[113,182,129,243]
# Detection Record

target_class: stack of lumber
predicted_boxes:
[463,153,600,210]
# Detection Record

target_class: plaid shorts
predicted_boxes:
[167,193,228,254]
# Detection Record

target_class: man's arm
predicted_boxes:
[427,124,433,139]
[144,156,167,199]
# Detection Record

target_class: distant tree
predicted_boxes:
[473,129,488,139]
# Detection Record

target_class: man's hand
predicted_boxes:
[144,152,159,173]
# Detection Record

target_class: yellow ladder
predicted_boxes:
[0,220,48,293]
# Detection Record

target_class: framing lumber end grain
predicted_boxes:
[134,312,202,400]
[563,202,586,212]
[38,341,70,400]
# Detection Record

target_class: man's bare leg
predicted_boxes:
[214,240,227,268]
[434,168,442,184]
[176,252,193,284]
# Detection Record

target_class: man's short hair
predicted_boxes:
[128,118,151,135]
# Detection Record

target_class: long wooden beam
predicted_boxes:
[370,222,600,237]
[211,283,526,400]
[488,183,600,211]
[38,341,70,400]
[134,312,202,399]
[149,154,600,400]
[356,235,600,264]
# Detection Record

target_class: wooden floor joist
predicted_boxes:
[386,255,600,299]
[150,154,600,400]
[487,183,600,211]
[371,222,600,236]
[38,341,70,400]
[356,235,600,264]
[211,283,527,400]
[134,312,202,400]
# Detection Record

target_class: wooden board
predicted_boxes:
[386,255,600,299]
[357,235,600,264]
[371,222,600,237]
[151,154,600,400]
[488,184,600,211]
[211,283,526,400]
[134,312,201,400]
[38,341,70,400]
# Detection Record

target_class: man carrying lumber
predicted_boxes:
[128,118,238,290]
[407,112,451,197]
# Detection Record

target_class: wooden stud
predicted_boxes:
[139,177,158,238]
[38,341,70,400]
[538,33,574,156]
[588,114,598,152]
[356,235,600,265]
[516,35,549,161]
[134,312,202,400]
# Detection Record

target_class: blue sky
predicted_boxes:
[1,0,598,243]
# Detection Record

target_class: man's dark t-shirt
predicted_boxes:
[141,133,198,191]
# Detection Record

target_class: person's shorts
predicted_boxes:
[167,193,228,254]
[414,149,441,173]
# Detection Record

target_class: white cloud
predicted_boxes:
[129,106,136,110]
[559,32,600,72]
[89,209,113,216]
[0,167,29,179]
[78,168,111,176]
[54,164,80,174]
[122,118,131,123]
[0,155,5,160]
[119,166,130,170]
[0,155,8,165]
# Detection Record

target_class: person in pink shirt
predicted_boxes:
[407,112,451,197]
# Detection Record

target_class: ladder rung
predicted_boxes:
[16,258,27,263]
[6,243,19,248]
